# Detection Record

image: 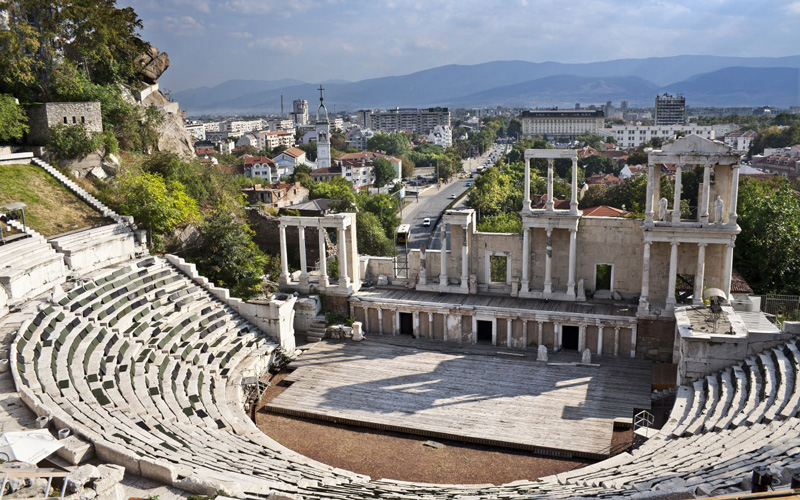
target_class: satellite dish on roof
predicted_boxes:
[704,288,726,301]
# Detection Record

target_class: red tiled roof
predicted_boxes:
[243,155,275,166]
[731,269,754,294]
[582,205,626,217]
[279,147,306,158]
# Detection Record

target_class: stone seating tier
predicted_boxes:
[9,256,800,499]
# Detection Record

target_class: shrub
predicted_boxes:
[46,123,101,161]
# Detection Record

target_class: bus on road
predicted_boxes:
[396,224,411,244]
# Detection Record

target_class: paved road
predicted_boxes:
[398,142,511,252]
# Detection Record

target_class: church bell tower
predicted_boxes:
[315,85,331,170]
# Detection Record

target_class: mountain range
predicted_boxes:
[171,55,800,116]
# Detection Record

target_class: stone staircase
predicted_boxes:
[305,316,327,342]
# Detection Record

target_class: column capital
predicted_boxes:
[670,240,680,247]
[697,242,708,248]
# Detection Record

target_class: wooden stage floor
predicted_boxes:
[266,338,652,459]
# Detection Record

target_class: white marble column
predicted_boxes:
[492,319,498,346]
[506,318,513,348]
[439,225,448,291]
[544,228,553,296]
[630,325,638,358]
[521,227,530,294]
[392,311,397,335]
[578,324,586,352]
[729,163,740,225]
[555,322,561,350]
[614,326,620,356]
[377,309,383,334]
[523,157,531,212]
[723,241,735,301]
[546,159,555,211]
[298,225,308,285]
[666,241,679,311]
[597,325,604,355]
[471,316,478,344]
[672,164,683,224]
[428,312,434,339]
[279,224,289,283]
[461,225,469,291]
[693,243,707,305]
[645,164,655,225]
[338,226,350,290]
[413,311,419,338]
[639,241,651,312]
[537,320,544,347]
[567,228,577,298]
[570,157,578,214]
[700,165,711,224]
[363,306,370,333]
[318,227,328,288]
[522,319,528,348]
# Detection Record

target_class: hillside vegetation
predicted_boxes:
[0,164,107,236]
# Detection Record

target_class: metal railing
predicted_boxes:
[0,467,68,500]
[758,294,800,322]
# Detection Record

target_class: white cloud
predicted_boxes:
[152,16,205,36]
[249,35,304,54]
[229,31,253,39]
[786,1,800,14]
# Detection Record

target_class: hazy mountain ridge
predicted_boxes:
[173,56,800,115]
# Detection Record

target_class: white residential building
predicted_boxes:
[268,118,295,132]
[427,125,452,148]
[360,107,450,134]
[611,124,716,149]
[236,133,259,149]
[273,147,309,178]
[223,119,264,136]
[346,128,374,150]
[185,123,206,141]
[258,130,295,150]
[724,131,757,152]
[520,110,604,141]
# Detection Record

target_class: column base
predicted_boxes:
[299,274,309,287]
[543,283,552,297]
[520,280,529,295]
[566,282,575,298]
[460,279,469,291]
[665,297,676,312]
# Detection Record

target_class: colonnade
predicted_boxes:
[278,213,358,293]
[350,301,638,357]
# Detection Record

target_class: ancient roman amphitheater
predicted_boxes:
[1,155,799,499]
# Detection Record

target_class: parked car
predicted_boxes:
[449,194,456,199]
[422,218,431,227]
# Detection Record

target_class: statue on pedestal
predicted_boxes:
[658,197,668,222]
[714,195,725,224]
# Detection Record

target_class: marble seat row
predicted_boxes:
[10,255,800,499]
[0,232,65,303]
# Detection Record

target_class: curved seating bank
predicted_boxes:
[0,198,797,498]
[3,252,798,499]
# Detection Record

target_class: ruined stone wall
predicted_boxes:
[247,210,320,268]
[573,217,643,297]
[637,318,677,362]
[27,102,103,145]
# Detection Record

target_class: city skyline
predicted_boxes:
[120,0,800,92]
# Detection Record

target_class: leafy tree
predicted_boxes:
[466,166,518,217]
[371,157,395,188]
[0,0,146,100]
[582,154,617,176]
[576,134,605,150]
[749,123,800,157]
[735,178,800,295]
[0,94,29,142]
[289,164,312,184]
[477,212,521,233]
[309,177,356,211]
[355,211,394,256]
[185,210,266,300]
[627,150,648,166]
[357,192,399,239]
[367,132,411,157]
[116,172,198,249]
[400,155,415,179]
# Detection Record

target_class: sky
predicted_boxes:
[119,0,800,92]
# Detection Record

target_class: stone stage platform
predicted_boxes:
[266,337,652,459]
